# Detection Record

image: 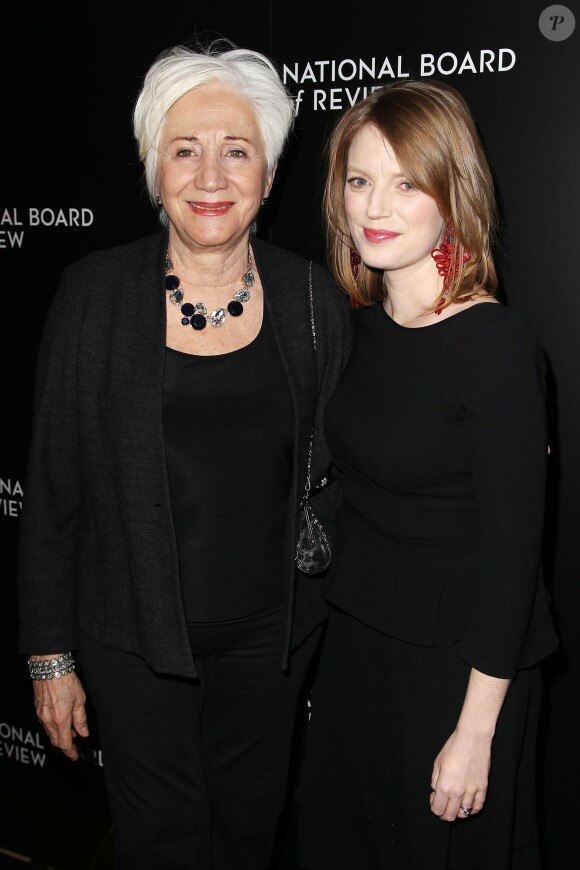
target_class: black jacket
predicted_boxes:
[17,232,353,676]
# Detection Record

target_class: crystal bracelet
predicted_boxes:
[28,651,75,681]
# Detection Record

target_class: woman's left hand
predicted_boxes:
[429,728,491,822]
[429,666,509,821]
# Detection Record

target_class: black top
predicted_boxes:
[163,306,294,622]
[324,302,558,678]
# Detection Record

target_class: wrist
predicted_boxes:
[28,651,75,680]
[455,717,497,742]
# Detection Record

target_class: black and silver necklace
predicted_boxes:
[165,247,255,330]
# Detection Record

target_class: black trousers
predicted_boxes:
[78,606,321,870]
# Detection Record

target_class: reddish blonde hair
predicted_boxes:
[323,79,498,309]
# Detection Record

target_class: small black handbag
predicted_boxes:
[295,263,332,575]
[295,450,332,574]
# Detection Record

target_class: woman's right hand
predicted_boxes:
[31,659,89,760]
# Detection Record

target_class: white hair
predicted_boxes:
[133,42,296,207]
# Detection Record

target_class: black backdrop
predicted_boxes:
[1,3,578,867]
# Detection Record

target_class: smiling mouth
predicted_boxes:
[189,201,233,214]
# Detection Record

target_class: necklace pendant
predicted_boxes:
[242,269,255,287]
[194,302,207,315]
[234,288,251,303]
[191,314,207,330]
[166,273,183,306]
[209,308,227,327]
[227,300,244,317]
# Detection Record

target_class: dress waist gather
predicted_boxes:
[338,502,482,559]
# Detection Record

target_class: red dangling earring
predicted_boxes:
[431,226,471,314]
[350,248,362,308]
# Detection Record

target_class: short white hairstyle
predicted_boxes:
[133,42,296,206]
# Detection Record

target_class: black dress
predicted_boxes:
[295,302,558,870]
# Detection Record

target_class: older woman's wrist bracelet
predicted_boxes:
[28,652,75,680]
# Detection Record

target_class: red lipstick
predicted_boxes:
[188,201,233,216]
[363,228,400,242]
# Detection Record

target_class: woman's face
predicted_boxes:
[344,125,445,279]
[158,83,274,252]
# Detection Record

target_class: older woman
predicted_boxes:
[294,80,558,869]
[17,42,351,870]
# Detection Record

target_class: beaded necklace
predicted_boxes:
[165,247,254,330]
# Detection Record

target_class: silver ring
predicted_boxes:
[459,805,472,817]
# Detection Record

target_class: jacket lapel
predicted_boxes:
[106,231,170,506]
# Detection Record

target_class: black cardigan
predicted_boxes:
[17,232,353,677]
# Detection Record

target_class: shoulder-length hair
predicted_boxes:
[133,40,295,212]
[323,79,498,309]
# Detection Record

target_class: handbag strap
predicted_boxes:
[308,260,316,351]
[303,262,315,502]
